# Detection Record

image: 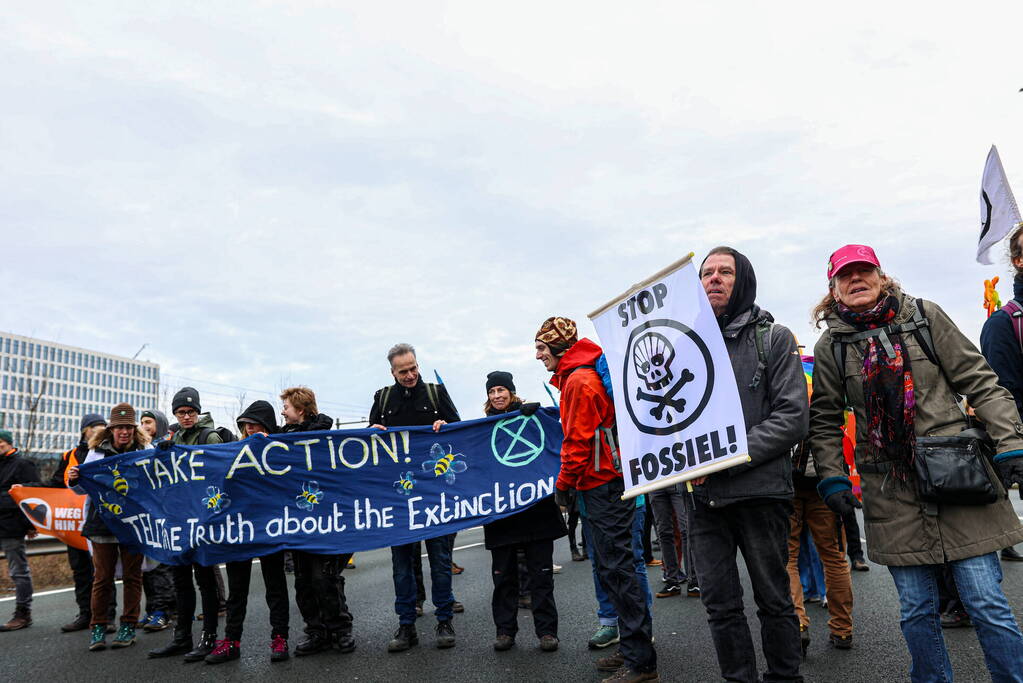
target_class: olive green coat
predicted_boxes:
[809,292,1023,566]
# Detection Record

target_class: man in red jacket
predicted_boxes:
[536,317,658,683]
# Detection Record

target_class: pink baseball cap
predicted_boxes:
[827,244,880,280]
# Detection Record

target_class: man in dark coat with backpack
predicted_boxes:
[693,247,808,683]
[369,343,462,653]
[979,223,1023,562]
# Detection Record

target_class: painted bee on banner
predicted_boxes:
[393,471,416,496]
[201,486,231,514]
[98,495,122,516]
[295,481,324,511]
[423,444,467,485]
[109,466,129,495]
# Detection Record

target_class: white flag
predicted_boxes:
[589,254,749,499]
[977,145,1021,265]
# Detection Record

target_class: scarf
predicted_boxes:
[837,295,916,483]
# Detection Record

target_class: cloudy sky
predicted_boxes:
[4,1,1023,428]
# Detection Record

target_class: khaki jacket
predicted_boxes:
[809,292,1023,566]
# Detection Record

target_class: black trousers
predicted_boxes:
[580,480,657,673]
[224,551,289,640]
[142,563,174,613]
[691,497,803,683]
[293,551,353,638]
[491,540,557,638]
[173,563,219,634]
[67,545,97,615]
[413,542,426,603]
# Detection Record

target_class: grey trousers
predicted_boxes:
[649,486,698,587]
[1,537,32,608]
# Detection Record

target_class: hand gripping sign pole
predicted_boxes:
[589,252,750,499]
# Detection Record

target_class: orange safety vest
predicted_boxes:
[61,446,83,487]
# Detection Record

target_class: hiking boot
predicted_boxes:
[686,585,701,598]
[518,595,532,610]
[452,601,465,613]
[1002,546,1023,562]
[540,634,559,652]
[493,634,515,651]
[655,583,681,599]
[204,639,240,664]
[596,649,626,671]
[570,546,585,562]
[829,633,853,650]
[183,630,217,662]
[89,624,107,651]
[588,625,620,650]
[452,561,464,575]
[941,610,973,629]
[335,631,356,653]
[62,613,91,633]
[387,624,418,652]
[111,623,136,648]
[799,625,810,660]
[270,635,289,662]
[148,629,192,657]
[0,606,31,631]
[435,620,456,649]
[144,611,170,632]
[295,631,332,656]
[850,555,870,571]
[601,666,660,682]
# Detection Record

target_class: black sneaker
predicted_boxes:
[387,624,418,652]
[148,630,193,658]
[940,610,973,629]
[686,585,701,598]
[1002,546,1023,562]
[335,631,356,654]
[295,631,332,656]
[493,634,515,651]
[435,620,456,649]
[655,583,682,599]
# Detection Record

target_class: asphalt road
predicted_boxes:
[2,503,1022,682]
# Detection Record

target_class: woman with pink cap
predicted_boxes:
[808,244,1023,681]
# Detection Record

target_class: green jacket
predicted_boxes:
[172,413,224,446]
[809,292,1023,566]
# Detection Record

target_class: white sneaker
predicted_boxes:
[552,564,562,574]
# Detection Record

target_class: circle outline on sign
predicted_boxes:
[624,318,715,435]
[491,414,545,467]
[19,498,52,530]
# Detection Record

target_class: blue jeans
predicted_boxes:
[798,525,826,601]
[391,537,453,624]
[582,504,654,626]
[889,552,1023,683]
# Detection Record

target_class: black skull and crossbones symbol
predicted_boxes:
[632,331,696,423]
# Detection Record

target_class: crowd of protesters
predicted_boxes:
[2,240,1023,683]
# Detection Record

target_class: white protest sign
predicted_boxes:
[589,253,749,498]
[977,145,1022,265]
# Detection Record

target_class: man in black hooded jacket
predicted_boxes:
[691,247,808,683]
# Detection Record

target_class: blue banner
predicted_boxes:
[77,408,563,565]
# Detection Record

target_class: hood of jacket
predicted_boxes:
[173,413,217,444]
[551,338,604,390]
[237,400,279,434]
[721,304,774,339]
[281,412,334,433]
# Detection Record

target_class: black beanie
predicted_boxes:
[486,371,515,394]
[172,387,202,414]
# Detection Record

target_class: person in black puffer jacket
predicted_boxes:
[482,371,566,653]
[278,387,352,657]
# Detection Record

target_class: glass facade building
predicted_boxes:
[0,331,159,457]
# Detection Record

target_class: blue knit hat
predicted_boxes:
[79,413,107,432]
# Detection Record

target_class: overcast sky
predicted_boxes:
[4,2,1023,428]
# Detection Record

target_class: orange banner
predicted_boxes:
[9,487,89,551]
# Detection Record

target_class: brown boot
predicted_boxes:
[0,606,32,631]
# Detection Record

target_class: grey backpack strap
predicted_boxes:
[425,383,440,415]
[379,386,393,422]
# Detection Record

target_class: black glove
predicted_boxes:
[996,457,1023,491]
[519,402,540,417]
[554,488,571,508]
[156,439,175,451]
[824,490,862,517]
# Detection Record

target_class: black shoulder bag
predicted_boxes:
[832,299,999,506]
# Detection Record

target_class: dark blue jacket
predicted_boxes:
[980,276,1023,418]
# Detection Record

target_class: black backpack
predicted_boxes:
[198,426,237,444]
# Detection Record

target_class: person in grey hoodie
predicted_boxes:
[138,410,175,632]
[690,247,808,683]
